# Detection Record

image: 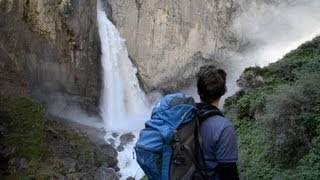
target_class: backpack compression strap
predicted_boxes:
[196,103,225,178]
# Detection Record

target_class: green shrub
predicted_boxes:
[224,36,320,179]
[295,137,320,179]
[62,129,95,165]
[6,97,47,160]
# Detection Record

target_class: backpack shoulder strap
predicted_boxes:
[196,103,224,122]
[199,109,224,120]
[195,103,224,177]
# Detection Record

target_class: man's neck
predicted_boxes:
[211,99,220,108]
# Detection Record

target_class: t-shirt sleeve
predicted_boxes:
[216,125,238,162]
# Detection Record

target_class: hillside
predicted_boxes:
[224,36,320,179]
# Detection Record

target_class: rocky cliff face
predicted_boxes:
[0,0,295,114]
[0,0,101,114]
[106,0,241,91]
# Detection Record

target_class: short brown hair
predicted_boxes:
[196,65,227,103]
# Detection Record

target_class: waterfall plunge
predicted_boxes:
[97,2,149,132]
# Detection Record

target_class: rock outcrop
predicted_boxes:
[1,0,298,115]
[1,0,313,115]
[107,0,240,91]
[0,0,101,115]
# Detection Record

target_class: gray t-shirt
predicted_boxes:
[199,115,238,179]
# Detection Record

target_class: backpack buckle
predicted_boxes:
[174,156,186,165]
[173,132,181,142]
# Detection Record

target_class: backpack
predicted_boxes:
[135,93,223,180]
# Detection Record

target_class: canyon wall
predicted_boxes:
[0,0,294,114]
[0,0,101,114]
[106,0,241,91]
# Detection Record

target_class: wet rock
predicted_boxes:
[1,146,16,157]
[95,144,118,167]
[95,166,119,180]
[8,158,28,169]
[112,133,119,138]
[114,166,120,172]
[107,138,116,147]
[120,132,135,146]
[117,145,124,152]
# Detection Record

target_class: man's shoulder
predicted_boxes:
[202,114,234,129]
[200,115,235,140]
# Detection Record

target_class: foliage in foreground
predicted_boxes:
[224,36,320,179]
[6,97,47,160]
[1,97,101,178]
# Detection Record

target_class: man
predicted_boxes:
[196,65,239,179]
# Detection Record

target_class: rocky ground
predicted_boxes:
[0,107,120,179]
[0,92,140,180]
[0,73,130,179]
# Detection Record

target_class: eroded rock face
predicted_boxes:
[107,0,240,91]
[0,0,292,115]
[0,0,101,114]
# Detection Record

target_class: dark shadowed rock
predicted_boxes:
[114,166,120,172]
[120,132,135,146]
[0,144,4,152]
[112,132,119,138]
[8,158,28,169]
[1,146,16,157]
[55,158,77,174]
[95,144,118,167]
[0,126,7,136]
[107,138,116,147]
[237,68,265,92]
[117,145,124,152]
[66,172,83,180]
[52,172,66,180]
[95,166,119,180]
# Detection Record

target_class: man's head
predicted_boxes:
[196,65,227,103]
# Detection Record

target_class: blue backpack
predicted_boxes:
[135,93,223,180]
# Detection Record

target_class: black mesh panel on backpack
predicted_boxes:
[169,117,204,180]
[169,106,224,180]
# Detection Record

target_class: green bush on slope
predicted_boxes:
[224,36,320,179]
[6,97,47,160]
[2,97,106,178]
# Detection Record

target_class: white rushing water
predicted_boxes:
[97,1,150,132]
[97,2,150,179]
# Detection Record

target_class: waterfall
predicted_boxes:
[97,1,149,132]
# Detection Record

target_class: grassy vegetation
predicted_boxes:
[6,97,48,161]
[0,97,48,178]
[224,36,320,179]
[1,96,100,178]
[61,129,95,165]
